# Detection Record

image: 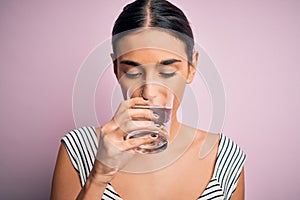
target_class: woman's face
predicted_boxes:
[113,29,197,111]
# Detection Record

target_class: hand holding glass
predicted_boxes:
[125,82,174,154]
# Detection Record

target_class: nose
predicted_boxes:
[141,83,158,101]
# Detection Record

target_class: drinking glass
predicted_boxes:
[125,82,174,154]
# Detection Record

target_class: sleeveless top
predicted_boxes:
[61,126,246,200]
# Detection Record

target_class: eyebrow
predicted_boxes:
[160,59,182,65]
[119,59,182,66]
[119,60,141,66]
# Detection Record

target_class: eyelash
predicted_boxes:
[159,72,176,78]
[125,72,142,78]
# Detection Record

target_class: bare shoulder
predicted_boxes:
[95,126,101,140]
[231,166,245,200]
[51,143,82,200]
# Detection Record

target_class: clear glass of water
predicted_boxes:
[125,82,174,154]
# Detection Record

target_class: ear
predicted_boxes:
[186,51,198,84]
[111,53,119,79]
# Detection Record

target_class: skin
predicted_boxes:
[50,29,245,199]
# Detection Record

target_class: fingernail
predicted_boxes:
[154,123,161,127]
[153,113,159,118]
[151,133,158,138]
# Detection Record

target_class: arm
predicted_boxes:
[51,97,159,199]
[50,143,109,200]
[231,166,245,200]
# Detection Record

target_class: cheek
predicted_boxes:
[117,69,140,99]
[172,65,189,102]
[163,75,187,104]
[118,79,131,99]
[173,81,186,103]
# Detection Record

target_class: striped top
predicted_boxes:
[61,126,246,200]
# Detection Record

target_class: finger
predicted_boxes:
[114,97,151,123]
[122,120,159,133]
[122,134,158,151]
[127,97,150,108]
[104,120,158,139]
[128,108,159,121]
[114,97,146,114]
[114,108,157,131]
[113,97,148,121]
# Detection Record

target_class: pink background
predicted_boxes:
[1,0,299,199]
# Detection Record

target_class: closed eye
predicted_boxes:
[159,71,176,78]
[125,71,142,78]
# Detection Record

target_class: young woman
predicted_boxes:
[51,0,246,199]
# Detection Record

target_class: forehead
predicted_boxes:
[114,28,187,60]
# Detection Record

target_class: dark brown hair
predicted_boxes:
[112,0,194,62]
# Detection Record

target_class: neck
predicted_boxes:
[168,115,181,142]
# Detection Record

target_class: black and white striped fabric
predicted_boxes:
[61,126,246,200]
